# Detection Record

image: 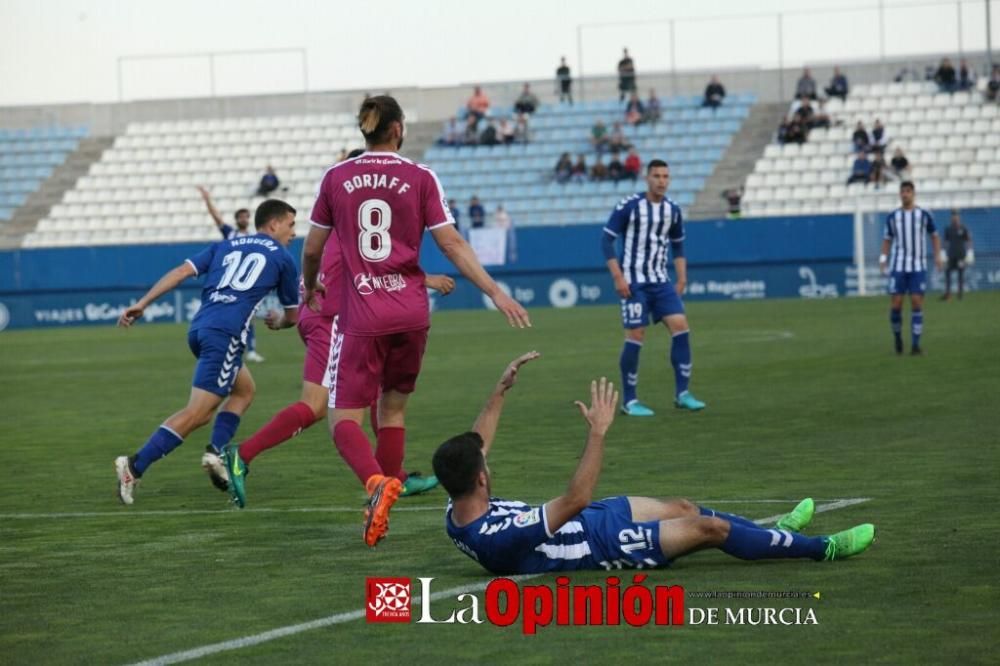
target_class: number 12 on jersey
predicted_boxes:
[358,198,392,262]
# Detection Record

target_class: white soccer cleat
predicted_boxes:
[115,456,138,505]
[245,351,265,362]
[201,451,230,492]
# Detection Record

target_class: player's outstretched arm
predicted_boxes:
[472,352,541,458]
[196,186,225,228]
[118,262,196,327]
[544,377,618,535]
[430,224,531,328]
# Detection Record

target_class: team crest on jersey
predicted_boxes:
[513,508,541,528]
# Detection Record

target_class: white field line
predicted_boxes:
[0,499,868,521]
[124,498,871,666]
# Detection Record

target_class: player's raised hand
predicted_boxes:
[574,377,618,435]
[613,275,632,299]
[492,291,531,328]
[426,274,456,295]
[497,351,541,392]
[118,304,144,328]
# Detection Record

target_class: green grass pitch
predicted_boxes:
[1,294,998,664]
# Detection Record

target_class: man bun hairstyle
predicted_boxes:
[647,158,668,173]
[432,432,486,499]
[358,95,404,145]
[254,199,296,229]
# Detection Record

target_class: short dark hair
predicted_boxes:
[347,148,365,159]
[647,159,668,173]
[900,180,915,191]
[234,208,250,221]
[432,432,486,498]
[358,95,404,145]
[254,199,296,229]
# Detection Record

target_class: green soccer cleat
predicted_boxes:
[776,498,815,533]
[621,400,655,417]
[823,523,876,561]
[400,472,439,497]
[224,444,249,509]
[674,390,706,411]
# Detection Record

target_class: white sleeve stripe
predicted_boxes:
[541,503,553,539]
[603,228,618,237]
[309,220,332,229]
[184,258,199,276]
[671,235,685,242]
[427,220,455,230]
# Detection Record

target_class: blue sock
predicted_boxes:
[210,411,241,454]
[699,505,759,529]
[132,426,184,476]
[670,331,692,397]
[911,309,923,348]
[721,523,827,561]
[619,340,642,405]
[890,308,902,341]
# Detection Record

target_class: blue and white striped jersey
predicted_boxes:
[884,207,937,272]
[446,498,598,575]
[603,193,684,284]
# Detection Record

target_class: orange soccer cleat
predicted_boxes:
[363,474,403,548]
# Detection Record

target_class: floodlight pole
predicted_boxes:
[987,0,994,67]
[577,24,584,103]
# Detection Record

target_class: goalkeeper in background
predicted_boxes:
[941,210,973,301]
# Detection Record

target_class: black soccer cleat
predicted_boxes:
[910,346,923,356]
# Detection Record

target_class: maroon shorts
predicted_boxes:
[329,328,429,409]
[297,314,337,388]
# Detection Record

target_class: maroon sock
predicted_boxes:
[240,401,317,464]
[375,426,407,482]
[333,420,382,486]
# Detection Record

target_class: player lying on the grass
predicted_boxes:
[113,200,300,505]
[432,353,875,574]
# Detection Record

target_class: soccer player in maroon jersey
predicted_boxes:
[303,95,530,547]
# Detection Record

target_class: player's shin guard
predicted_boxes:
[670,331,692,397]
[240,401,317,464]
[911,309,923,348]
[333,420,382,486]
[619,340,642,405]
[721,523,827,561]
[375,427,407,482]
[132,426,184,476]
[209,411,241,454]
[699,506,759,529]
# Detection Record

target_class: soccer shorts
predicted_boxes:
[297,313,337,388]
[187,328,246,397]
[888,270,927,295]
[620,282,685,329]
[946,257,965,271]
[581,497,670,569]
[329,328,429,409]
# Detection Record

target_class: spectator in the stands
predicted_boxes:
[448,199,461,231]
[463,116,480,145]
[644,89,662,124]
[469,196,486,229]
[808,99,832,129]
[617,48,637,102]
[554,153,573,184]
[958,58,974,91]
[494,204,517,262]
[703,75,726,108]
[498,118,516,145]
[590,120,610,153]
[337,148,349,162]
[571,154,588,183]
[795,68,817,100]
[514,83,540,115]
[852,121,870,152]
[934,58,958,93]
[590,156,608,181]
[479,120,500,146]
[869,152,888,187]
[793,96,815,127]
[721,187,744,219]
[986,65,1000,102]
[778,116,806,145]
[467,85,491,121]
[556,56,573,105]
[624,92,645,125]
[623,148,642,181]
[440,117,462,146]
[608,122,631,153]
[255,166,280,197]
[494,204,511,230]
[825,66,849,100]
[846,151,872,185]
[889,147,911,179]
[869,119,889,153]
[514,113,531,143]
[607,151,625,182]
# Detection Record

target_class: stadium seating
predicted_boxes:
[0,126,87,222]
[741,81,1000,216]
[23,114,363,248]
[426,94,756,226]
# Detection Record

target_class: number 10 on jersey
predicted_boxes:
[359,199,392,262]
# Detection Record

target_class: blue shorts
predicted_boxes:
[888,270,927,295]
[187,328,246,397]
[580,496,670,570]
[620,282,685,329]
